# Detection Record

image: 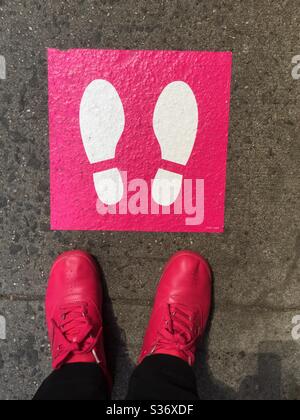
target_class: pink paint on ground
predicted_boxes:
[48,49,232,232]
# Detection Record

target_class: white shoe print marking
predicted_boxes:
[152,169,183,207]
[80,79,125,205]
[152,81,198,206]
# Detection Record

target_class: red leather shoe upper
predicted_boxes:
[139,251,212,366]
[46,251,109,381]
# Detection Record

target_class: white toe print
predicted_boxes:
[80,79,125,205]
[152,81,198,206]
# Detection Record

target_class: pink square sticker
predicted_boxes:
[48,49,232,232]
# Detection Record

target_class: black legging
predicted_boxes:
[33,355,199,400]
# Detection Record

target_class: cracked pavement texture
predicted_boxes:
[0,0,299,400]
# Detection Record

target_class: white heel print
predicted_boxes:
[152,81,198,206]
[80,80,125,205]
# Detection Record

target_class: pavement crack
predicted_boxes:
[0,294,299,313]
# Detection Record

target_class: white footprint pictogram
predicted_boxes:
[80,80,125,205]
[152,81,199,206]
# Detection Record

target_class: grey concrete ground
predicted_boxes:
[0,0,299,400]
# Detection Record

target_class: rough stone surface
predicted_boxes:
[0,0,299,400]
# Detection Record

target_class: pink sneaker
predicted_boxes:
[139,251,212,366]
[46,251,110,386]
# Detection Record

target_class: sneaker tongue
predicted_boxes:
[52,305,103,370]
[64,317,87,343]
[166,304,197,346]
[59,305,93,345]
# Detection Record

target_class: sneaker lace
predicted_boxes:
[51,303,102,369]
[152,304,202,365]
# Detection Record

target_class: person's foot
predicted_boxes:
[139,251,212,366]
[46,251,110,384]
